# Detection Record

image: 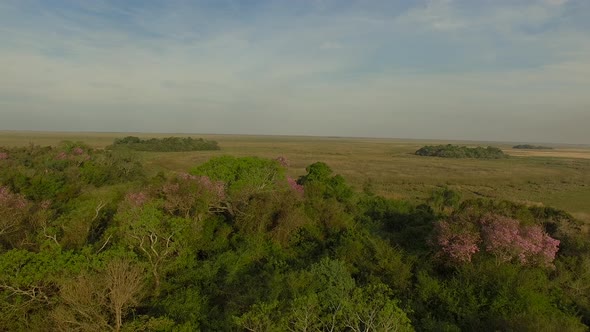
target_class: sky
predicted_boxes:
[1,0,589,144]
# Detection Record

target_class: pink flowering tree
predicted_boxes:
[0,187,38,249]
[434,213,560,267]
[0,187,60,249]
[161,173,226,218]
[0,186,30,238]
[479,215,521,263]
[274,157,305,196]
[53,142,93,167]
[72,147,85,155]
[0,152,8,160]
[287,176,304,196]
[480,214,559,267]
[434,219,481,263]
[125,191,150,208]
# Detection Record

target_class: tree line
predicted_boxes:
[513,144,553,150]
[415,144,507,159]
[108,136,220,152]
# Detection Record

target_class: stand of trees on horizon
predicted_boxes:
[107,136,220,152]
[0,142,589,331]
[513,144,554,150]
[416,144,508,159]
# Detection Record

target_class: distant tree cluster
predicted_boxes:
[415,144,507,159]
[513,144,553,150]
[108,136,220,152]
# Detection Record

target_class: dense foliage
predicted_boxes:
[416,144,507,159]
[1,144,589,331]
[108,136,220,152]
[513,144,553,149]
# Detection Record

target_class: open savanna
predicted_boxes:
[2,131,590,222]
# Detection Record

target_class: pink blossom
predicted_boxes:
[197,176,212,188]
[126,192,149,207]
[161,174,226,216]
[0,187,29,234]
[72,147,84,155]
[162,183,180,195]
[540,236,560,265]
[0,186,10,201]
[480,215,521,263]
[197,176,225,200]
[435,220,480,263]
[479,214,559,267]
[287,177,304,196]
[14,198,27,209]
[0,186,28,210]
[0,152,8,160]
[518,225,559,267]
[178,172,198,181]
[177,173,225,201]
[433,213,560,267]
[56,152,68,160]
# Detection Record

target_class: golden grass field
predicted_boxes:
[2,131,590,223]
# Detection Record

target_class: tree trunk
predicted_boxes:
[152,266,161,296]
[115,306,122,332]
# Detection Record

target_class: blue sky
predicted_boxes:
[1,0,589,143]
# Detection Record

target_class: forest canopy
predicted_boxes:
[0,143,589,331]
[107,136,220,152]
[415,144,507,159]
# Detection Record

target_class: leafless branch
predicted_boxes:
[96,234,112,253]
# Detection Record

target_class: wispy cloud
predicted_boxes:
[545,0,569,6]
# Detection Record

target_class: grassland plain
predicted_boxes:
[1,131,590,223]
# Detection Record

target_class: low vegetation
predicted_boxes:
[1,142,590,331]
[513,144,553,149]
[416,144,507,159]
[107,136,220,152]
